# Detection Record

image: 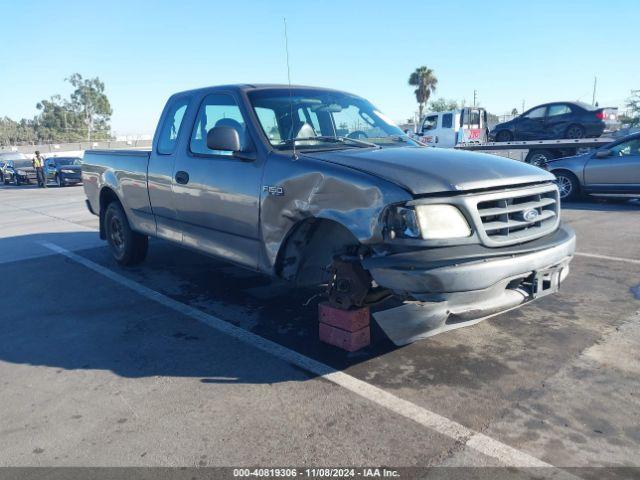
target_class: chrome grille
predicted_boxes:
[475,184,559,245]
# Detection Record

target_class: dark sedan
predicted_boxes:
[1,158,37,185]
[546,133,640,200]
[44,157,82,186]
[0,152,31,184]
[490,102,617,142]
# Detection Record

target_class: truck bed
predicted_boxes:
[82,149,152,224]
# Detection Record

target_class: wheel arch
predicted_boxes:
[98,186,123,240]
[551,168,582,197]
[275,217,363,286]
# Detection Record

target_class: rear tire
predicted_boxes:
[553,171,580,201]
[496,130,513,142]
[104,201,148,266]
[565,124,585,139]
[526,149,555,167]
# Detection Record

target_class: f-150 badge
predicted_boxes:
[263,185,284,196]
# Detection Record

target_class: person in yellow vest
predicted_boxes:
[33,151,46,188]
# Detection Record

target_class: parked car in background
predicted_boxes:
[44,156,83,186]
[1,156,37,185]
[0,152,31,184]
[490,102,618,142]
[546,132,640,200]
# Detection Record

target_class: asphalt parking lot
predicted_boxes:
[0,183,638,474]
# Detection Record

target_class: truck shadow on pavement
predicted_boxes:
[3,230,591,389]
[0,232,409,384]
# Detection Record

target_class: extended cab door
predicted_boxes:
[171,92,262,269]
[147,94,192,242]
[584,137,640,192]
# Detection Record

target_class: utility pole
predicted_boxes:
[592,76,597,106]
[522,99,525,113]
[473,90,477,107]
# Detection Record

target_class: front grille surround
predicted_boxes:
[407,182,561,248]
[471,183,560,246]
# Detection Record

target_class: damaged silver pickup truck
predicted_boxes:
[82,84,575,344]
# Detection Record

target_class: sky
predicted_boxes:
[1,0,638,136]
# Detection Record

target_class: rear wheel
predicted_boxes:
[565,124,585,139]
[526,149,555,167]
[104,202,148,266]
[554,171,580,201]
[496,130,513,142]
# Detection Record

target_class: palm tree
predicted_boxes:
[408,67,438,121]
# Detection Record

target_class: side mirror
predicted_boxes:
[206,126,241,152]
[594,149,612,159]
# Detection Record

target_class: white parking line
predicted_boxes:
[41,241,579,477]
[575,252,640,265]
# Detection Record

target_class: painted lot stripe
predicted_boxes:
[575,252,640,265]
[41,241,580,478]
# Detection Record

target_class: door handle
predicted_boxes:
[175,171,189,185]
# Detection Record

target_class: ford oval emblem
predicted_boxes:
[523,208,539,222]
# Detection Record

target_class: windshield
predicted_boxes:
[0,153,28,161]
[248,89,418,151]
[13,160,33,168]
[54,158,81,166]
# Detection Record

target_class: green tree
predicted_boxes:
[429,97,458,112]
[35,95,84,143]
[623,90,640,126]
[66,73,113,141]
[511,108,518,115]
[0,117,37,146]
[408,66,438,121]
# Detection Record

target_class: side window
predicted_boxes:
[423,115,438,131]
[190,94,246,156]
[157,98,189,155]
[523,107,546,119]
[609,139,640,157]
[442,113,453,129]
[548,104,572,117]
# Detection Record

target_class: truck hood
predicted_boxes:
[304,146,555,195]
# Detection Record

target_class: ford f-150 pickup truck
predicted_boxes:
[82,84,575,344]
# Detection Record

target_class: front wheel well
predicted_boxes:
[275,218,363,286]
[98,187,122,239]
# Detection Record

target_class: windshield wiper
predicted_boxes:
[279,136,380,149]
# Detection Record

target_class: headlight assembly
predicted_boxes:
[415,204,471,239]
[387,204,471,240]
[17,170,27,176]
[386,206,421,239]
[60,169,76,174]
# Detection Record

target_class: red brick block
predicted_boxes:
[318,302,370,332]
[319,323,370,352]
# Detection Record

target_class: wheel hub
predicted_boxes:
[557,177,572,197]
[110,218,124,251]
